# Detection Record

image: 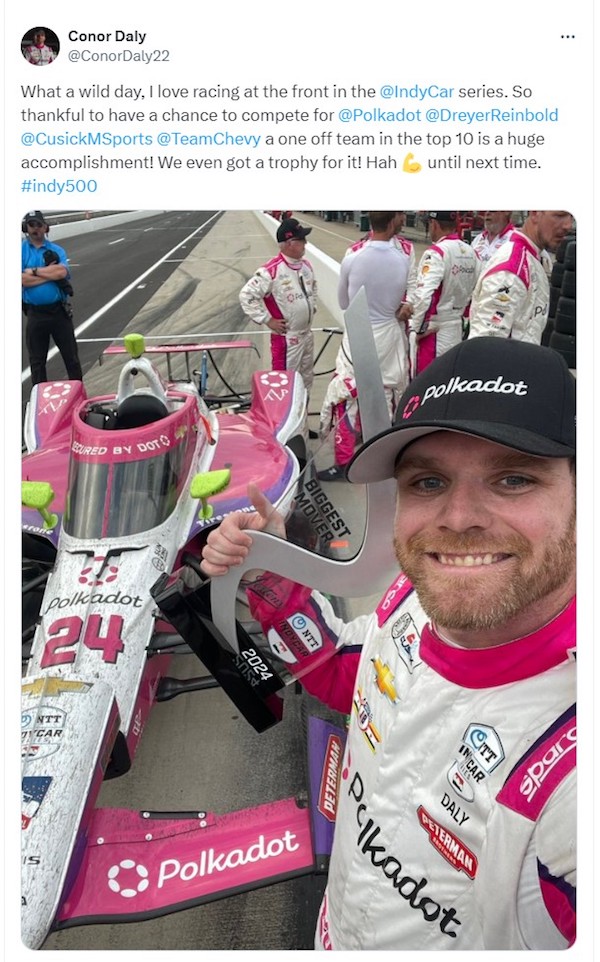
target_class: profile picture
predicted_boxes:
[22,27,60,66]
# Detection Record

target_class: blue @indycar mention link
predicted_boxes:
[380,85,454,99]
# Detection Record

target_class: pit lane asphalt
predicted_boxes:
[34,210,423,952]
[21,210,222,416]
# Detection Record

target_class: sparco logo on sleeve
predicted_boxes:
[403,375,529,418]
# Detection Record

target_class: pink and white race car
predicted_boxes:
[21,334,339,949]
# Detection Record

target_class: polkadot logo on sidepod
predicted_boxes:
[41,382,72,400]
[402,395,421,419]
[107,859,150,898]
[260,372,289,389]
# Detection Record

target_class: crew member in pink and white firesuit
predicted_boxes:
[239,218,318,395]
[318,211,411,482]
[470,211,515,262]
[399,211,480,377]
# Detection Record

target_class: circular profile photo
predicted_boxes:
[22,27,60,66]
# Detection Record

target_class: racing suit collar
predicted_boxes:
[421,597,575,689]
[280,253,303,269]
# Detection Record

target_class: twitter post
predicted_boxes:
[4,3,595,960]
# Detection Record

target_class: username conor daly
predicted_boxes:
[68,30,147,44]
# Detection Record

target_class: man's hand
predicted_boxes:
[200,483,287,577]
[266,317,287,334]
[22,263,68,286]
[396,303,413,324]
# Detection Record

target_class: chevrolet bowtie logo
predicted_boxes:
[372,657,398,703]
[22,678,93,697]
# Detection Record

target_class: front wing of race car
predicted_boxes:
[22,688,343,949]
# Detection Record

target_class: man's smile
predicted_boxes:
[429,551,512,568]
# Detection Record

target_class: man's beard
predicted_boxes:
[394,510,576,632]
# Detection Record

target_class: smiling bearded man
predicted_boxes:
[392,434,576,637]
[201,337,576,952]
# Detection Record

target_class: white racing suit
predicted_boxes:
[246,574,576,951]
[468,230,550,343]
[319,239,409,464]
[470,222,514,262]
[318,338,361,465]
[239,252,317,392]
[346,232,418,303]
[408,235,479,376]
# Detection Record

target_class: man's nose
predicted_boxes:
[436,482,493,532]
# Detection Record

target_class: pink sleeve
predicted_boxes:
[246,574,360,713]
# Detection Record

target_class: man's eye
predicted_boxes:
[498,475,533,488]
[412,476,444,491]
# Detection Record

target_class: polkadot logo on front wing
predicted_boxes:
[107,859,150,898]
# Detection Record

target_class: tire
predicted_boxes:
[550,262,565,289]
[554,295,576,336]
[563,240,576,270]
[549,330,576,369]
[556,295,576,317]
[548,285,560,320]
[554,307,576,336]
[555,232,576,264]
[541,317,554,346]
[561,270,576,299]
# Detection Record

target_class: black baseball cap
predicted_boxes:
[427,211,458,223]
[276,217,312,242]
[347,338,576,484]
[24,210,47,225]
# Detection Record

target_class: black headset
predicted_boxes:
[22,215,49,234]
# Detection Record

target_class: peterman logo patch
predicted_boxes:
[318,734,343,822]
[417,806,478,879]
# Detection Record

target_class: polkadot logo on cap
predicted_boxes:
[107,859,150,898]
[402,395,421,419]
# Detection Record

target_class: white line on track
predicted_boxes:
[21,212,223,384]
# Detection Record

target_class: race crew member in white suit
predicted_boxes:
[201,338,576,951]
[470,210,514,262]
[239,217,318,393]
[318,211,410,481]
[345,210,418,303]
[468,210,573,343]
[399,212,479,377]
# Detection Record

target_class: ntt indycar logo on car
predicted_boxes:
[403,375,528,419]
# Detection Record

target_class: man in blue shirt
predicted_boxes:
[22,211,82,385]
